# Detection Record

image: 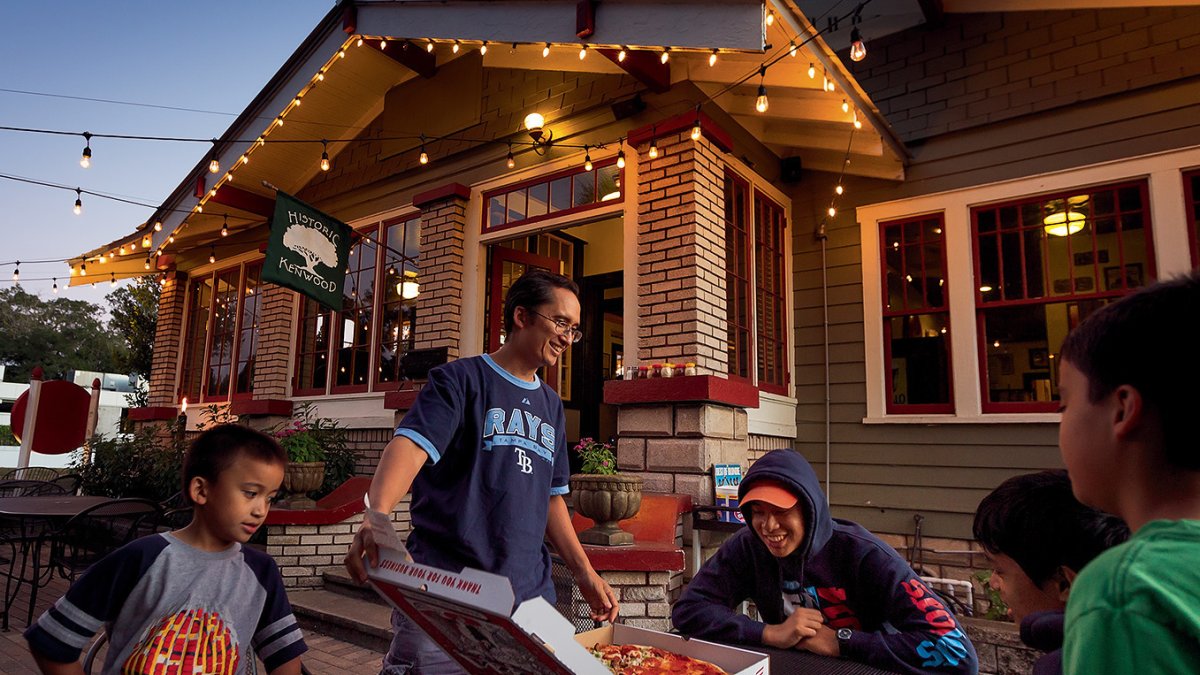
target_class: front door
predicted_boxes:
[487,245,565,393]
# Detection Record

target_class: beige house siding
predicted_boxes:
[790,7,1200,541]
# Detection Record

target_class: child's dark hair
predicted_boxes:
[182,424,288,504]
[1060,271,1200,470]
[973,470,1129,585]
[503,269,579,333]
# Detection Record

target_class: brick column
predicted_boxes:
[412,184,469,359]
[635,130,727,375]
[252,284,296,399]
[148,271,188,407]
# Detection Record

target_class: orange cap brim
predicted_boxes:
[741,481,798,510]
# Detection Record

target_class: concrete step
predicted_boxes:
[290,588,393,653]
[323,568,390,605]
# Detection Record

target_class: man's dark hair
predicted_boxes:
[182,424,288,505]
[503,269,580,334]
[1060,271,1200,470]
[974,470,1129,585]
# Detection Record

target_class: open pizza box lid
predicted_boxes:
[363,509,610,674]
[576,624,770,675]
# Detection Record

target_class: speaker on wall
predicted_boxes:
[781,156,803,183]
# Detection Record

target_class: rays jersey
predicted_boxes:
[395,354,570,604]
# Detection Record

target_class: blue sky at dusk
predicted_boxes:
[1,1,333,306]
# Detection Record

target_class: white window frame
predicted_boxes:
[858,144,1200,424]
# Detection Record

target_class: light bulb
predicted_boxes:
[53,280,58,293]
[154,220,162,231]
[321,151,330,171]
[648,141,659,159]
[808,63,816,79]
[766,9,774,26]
[80,146,91,168]
[709,50,718,67]
[74,190,82,215]
[842,99,849,113]
[543,43,550,58]
[691,121,702,141]
[221,220,229,237]
[240,154,249,165]
[584,149,593,172]
[618,48,627,62]
[80,264,86,276]
[168,234,175,244]
[579,45,587,60]
[506,148,515,169]
[756,84,769,113]
[419,149,429,165]
[99,255,107,264]
[617,149,626,169]
[317,71,325,81]
[144,257,151,270]
[293,96,301,106]
[480,42,488,55]
[209,157,219,173]
[849,27,867,62]
[12,266,18,282]
[452,41,459,54]
[339,49,345,58]
[110,274,116,287]
[276,116,284,127]
[660,48,669,64]
[209,249,216,264]
[142,235,151,247]
[828,206,836,217]
[854,117,863,130]
[835,185,844,195]
[357,36,364,47]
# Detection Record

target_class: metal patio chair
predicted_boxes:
[0,479,67,498]
[1,467,59,482]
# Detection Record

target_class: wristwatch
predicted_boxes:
[836,627,853,649]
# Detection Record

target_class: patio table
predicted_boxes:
[0,495,114,630]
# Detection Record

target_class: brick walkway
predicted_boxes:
[0,567,386,674]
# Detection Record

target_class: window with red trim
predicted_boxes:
[1185,169,1200,267]
[722,171,790,393]
[294,216,422,396]
[178,261,263,404]
[881,215,953,413]
[725,173,752,380]
[972,180,1155,412]
[755,191,788,394]
[483,160,621,233]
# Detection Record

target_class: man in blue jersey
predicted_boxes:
[345,269,618,674]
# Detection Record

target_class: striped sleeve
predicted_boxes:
[24,535,167,663]
[245,548,308,672]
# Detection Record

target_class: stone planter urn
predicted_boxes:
[570,473,643,546]
[282,461,325,509]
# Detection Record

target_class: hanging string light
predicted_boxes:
[691,107,702,141]
[208,140,220,173]
[357,36,364,47]
[12,263,18,283]
[766,8,775,26]
[583,146,593,172]
[709,50,718,67]
[853,110,862,129]
[660,48,670,64]
[418,134,429,165]
[221,214,229,237]
[648,135,659,160]
[618,47,627,62]
[835,184,844,195]
[79,263,86,277]
[850,27,867,62]
[578,44,587,60]
[110,273,117,287]
[616,147,626,169]
[80,132,92,168]
[808,63,816,79]
[506,142,515,169]
[209,247,216,264]
[542,43,551,58]
[756,66,769,113]
[73,188,83,215]
[52,278,58,293]
[789,42,798,58]
[480,41,488,55]
[842,98,849,113]
[320,140,331,171]
[452,40,460,54]
[154,220,163,232]
[144,256,151,270]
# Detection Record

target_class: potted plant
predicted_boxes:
[274,407,328,509]
[569,438,643,546]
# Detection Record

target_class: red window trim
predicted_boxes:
[971,180,1156,413]
[374,215,421,391]
[179,276,212,404]
[329,224,379,395]
[187,262,261,405]
[291,295,329,398]
[725,170,754,382]
[880,214,955,415]
[230,261,264,402]
[482,158,621,233]
[753,189,789,396]
[1185,168,1200,268]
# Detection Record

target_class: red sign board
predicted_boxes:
[11,380,91,455]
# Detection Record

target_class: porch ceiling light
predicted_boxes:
[399,270,420,300]
[1043,195,1089,237]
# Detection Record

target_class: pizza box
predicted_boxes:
[576,624,769,675]
[363,509,610,674]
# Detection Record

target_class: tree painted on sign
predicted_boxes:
[283,223,337,275]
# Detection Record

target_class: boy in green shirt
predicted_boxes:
[1058,271,1200,674]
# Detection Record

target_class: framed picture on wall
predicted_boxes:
[1029,347,1049,369]
[1104,263,1144,290]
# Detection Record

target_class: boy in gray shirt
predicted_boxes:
[26,424,307,675]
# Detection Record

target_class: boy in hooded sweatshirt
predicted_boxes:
[672,449,978,675]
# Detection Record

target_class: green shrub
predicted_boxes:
[0,425,16,446]
[73,420,187,502]
[973,570,1011,621]
[272,403,358,498]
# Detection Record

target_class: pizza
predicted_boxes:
[589,643,728,675]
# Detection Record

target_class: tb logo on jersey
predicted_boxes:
[514,448,533,474]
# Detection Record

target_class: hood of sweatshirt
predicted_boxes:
[737,448,833,564]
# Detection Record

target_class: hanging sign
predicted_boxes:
[262,191,352,309]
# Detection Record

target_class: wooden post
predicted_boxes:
[17,366,43,469]
[83,378,101,464]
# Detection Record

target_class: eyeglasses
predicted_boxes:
[528,309,583,343]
